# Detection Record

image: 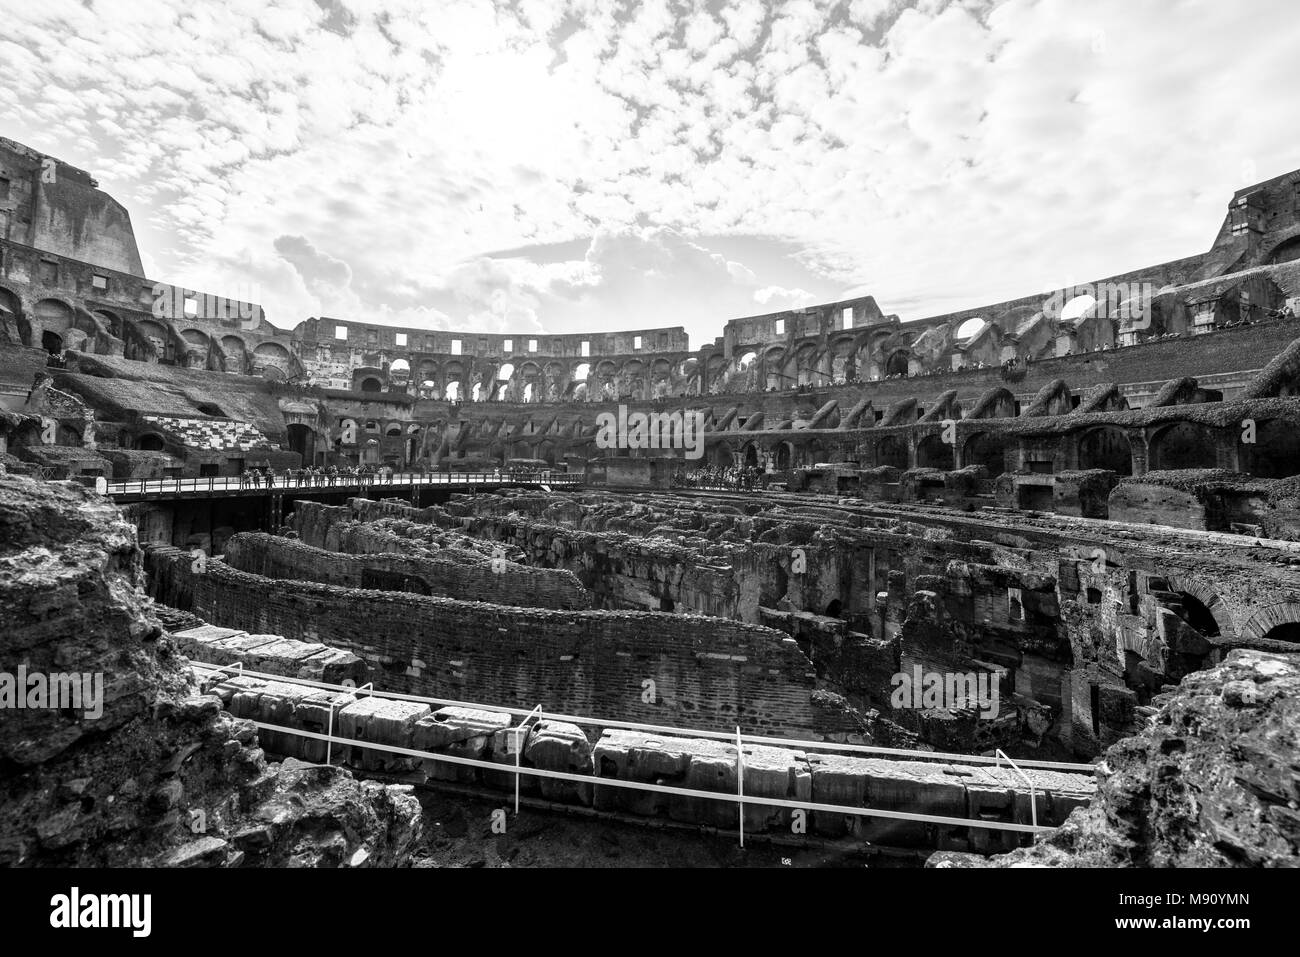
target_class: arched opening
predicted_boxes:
[825,599,843,618]
[220,335,246,366]
[1267,235,1300,266]
[1246,420,1300,478]
[1078,426,1133,475]
[360,377,383,393]
[36,298,74,333]
[885,351,909,377]
[287,423,316,464]
[877,435,909,470]
[742,443,758,468]
[962,432,1008,475]
[0,287,26,345]
[955,317,986,340]
[41,330,63,355]
[471,383,483,402]
[497,362,516,381]
[181,329,210,364]
[1059,294,1097,321]
[916,434,954,470]
[135,319,171,362]
[444,382,460,401]
[135,434,165,452]
[1149,422,1216,472]
[389,358,411,385]
[1175,592,1221,638]
[1261,622,1300,643]
[252,341,292,376]
[774,442,792,470]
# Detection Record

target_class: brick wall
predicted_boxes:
[145,545,817,736]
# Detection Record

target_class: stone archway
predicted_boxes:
[287,423,317,465]
[1240,601,1300,644]
[1147,422,1215,472]
[1078,426,1133,475]
[962,432,1009,475]
[916,434,954,470]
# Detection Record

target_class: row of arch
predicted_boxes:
[0,284,298,378]
[377,356,698,403]
[700,419,1300,479]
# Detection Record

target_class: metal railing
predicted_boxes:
[104,470,583,497]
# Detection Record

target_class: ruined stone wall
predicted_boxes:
[224,530,593,610]
[944,648,1300,868]
[0,473,421,867]
[143,544,818,736]
[0,136,144,275]
[290,497,756,620]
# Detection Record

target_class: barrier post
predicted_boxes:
[995,748,1038,836]
[736,725,745,848]
[326,682,371,767]
[513,704,543,813]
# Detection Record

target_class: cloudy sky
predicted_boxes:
[2,0,1297,345]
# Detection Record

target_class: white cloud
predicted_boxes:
[754,285,816,307]
[0,0,1295,348]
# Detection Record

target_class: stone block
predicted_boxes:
[524,719,594,804]
[338,697,430,771]
[413,707,512,783]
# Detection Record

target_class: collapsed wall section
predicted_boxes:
[289,497,756,620]
[224,530,593,610]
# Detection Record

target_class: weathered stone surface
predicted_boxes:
[0,474,422,868]
[525,719,594,803]
[413,706,511,782]
[970,649,1300,867]
[339,697,430,772]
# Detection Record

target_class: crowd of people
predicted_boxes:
[672,465,767,491]
[239,463,405,489]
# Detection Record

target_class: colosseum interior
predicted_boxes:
[2,131,1299,875]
